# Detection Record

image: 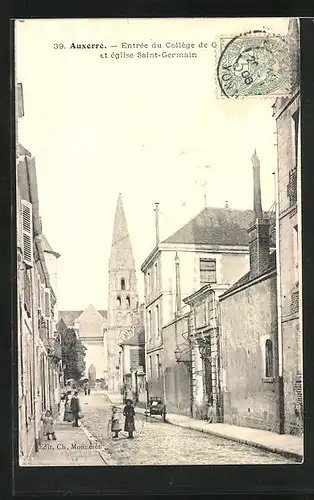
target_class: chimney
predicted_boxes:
[252,149,263,219]
[175,252,182,316]
[154,202,160,245]
[225,201,229,209]
[247,151,270,278]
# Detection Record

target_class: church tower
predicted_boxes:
[105,194,139,391]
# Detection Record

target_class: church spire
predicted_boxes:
[109,193,135,270]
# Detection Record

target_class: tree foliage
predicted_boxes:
[60,326,87,382]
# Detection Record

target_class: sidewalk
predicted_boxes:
[105,392,303,462]
[27,422,107,466]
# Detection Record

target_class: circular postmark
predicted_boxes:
[217,30,291,98]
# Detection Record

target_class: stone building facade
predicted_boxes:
[141,203,257,406]
[58,306,107,383]
[218,151,279,432]
[272,19,302,435]
[183,284,228,420]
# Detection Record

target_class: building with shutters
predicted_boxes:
[271,19,302,436]
[16,82,62,464]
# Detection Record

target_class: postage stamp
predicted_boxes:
[216,30,292,99]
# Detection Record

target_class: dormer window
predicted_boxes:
[121,278,126,290]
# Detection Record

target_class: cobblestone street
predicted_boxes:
[81,392,296,466]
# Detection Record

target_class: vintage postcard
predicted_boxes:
[15,17,302,467]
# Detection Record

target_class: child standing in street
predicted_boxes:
[111,406,122,438]
[42,410,57,441]
[123,399,136,439]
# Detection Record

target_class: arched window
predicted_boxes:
[116,296,121,307]
[126,296,131,307]
[121,278,126,290]
[265,339,274,377]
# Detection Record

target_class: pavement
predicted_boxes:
[26,396,117,466]
[105,391,303,462]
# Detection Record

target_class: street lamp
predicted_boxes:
[174,345,192,368]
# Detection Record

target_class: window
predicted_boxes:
[44,288,51,319]
[154,262,158,291]
[116,296,121,307]
[265,339,274,378]
[293,225,299,284]
[147,272,151,295]
[149,356,153,377]
[148,310,152,339]
[121,278,126,291]
[156,304,160,335]
[200,258,216,284]
[156,354,161,379]
[292,109,300,169]
[126,296,131,308]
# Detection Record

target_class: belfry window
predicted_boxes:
[126,296,131,307]
[116,296,121,307]
[265,339,274,378]
[121,278,126,290]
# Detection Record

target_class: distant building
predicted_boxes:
[58,306,107,383]
[272,19,302,435]
[105,194,140,392]
[119,306,146,404]
[142,201,260,406]
[219,152,279,432]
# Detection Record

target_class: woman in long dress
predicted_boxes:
[123,399,135,439]
[63,391,73,422]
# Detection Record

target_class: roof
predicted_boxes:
[39,233,60,258]
[220,251,277,297]
[59,309,107,327]
[19,143,31,157]
[120,328,145,346]
[109,194,135,270]
[162,207,255,246]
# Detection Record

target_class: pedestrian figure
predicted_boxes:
[87,385,91,395]
[42,410,57,441]
[111,406,122,438]
[123,399,135,439]
[207,404,214,423]
[70,390,81,427]
[84,382,88,395]
[63,391,73,422]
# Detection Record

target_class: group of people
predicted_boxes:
[63,390,82,427]
[42,389,137,442]
[111,399,136,439]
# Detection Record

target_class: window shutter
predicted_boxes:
[44,288,51,319]
[21,200,33,268]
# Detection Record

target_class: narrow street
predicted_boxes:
[81,391,296,466]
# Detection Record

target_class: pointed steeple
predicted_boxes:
[109,194,135,270]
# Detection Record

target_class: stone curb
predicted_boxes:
[165,422,303,462]
[79,422,117,466]
[106,394,302,462]
[117,404,302,462]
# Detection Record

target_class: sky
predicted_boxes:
[15,18,289,311]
